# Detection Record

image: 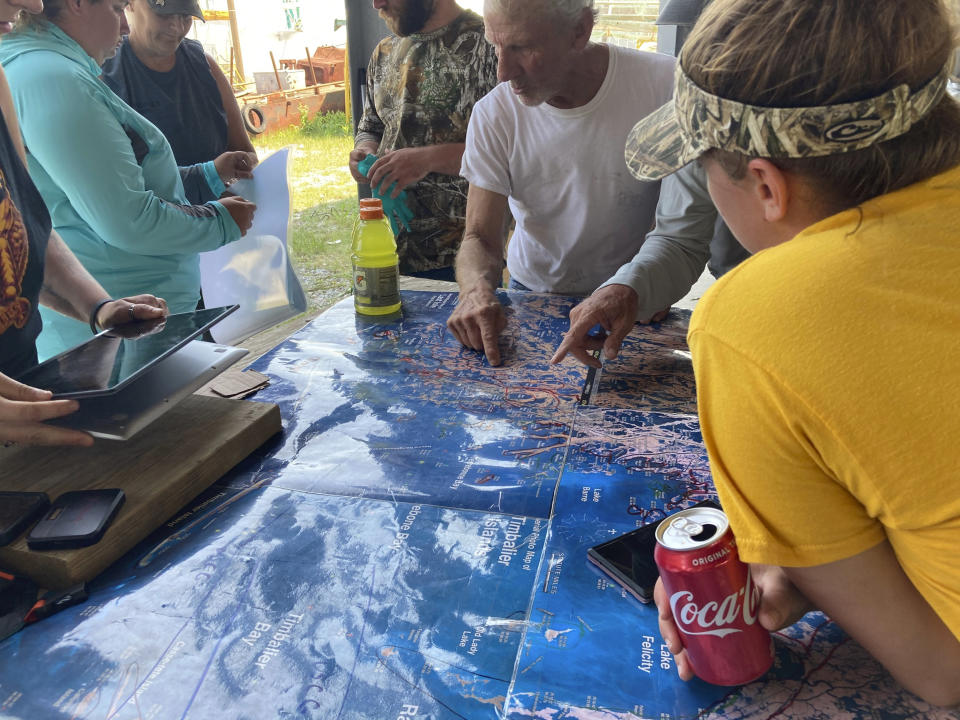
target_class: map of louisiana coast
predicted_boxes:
[0,292,953,720]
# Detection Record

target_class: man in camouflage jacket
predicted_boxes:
[349,0,498,278]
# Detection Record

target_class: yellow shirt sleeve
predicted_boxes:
[689,329,886,567]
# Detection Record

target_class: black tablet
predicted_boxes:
[16,305,239,399]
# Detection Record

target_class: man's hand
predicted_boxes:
[0,373,92,447]
[450,185,511,365]
[552,284,672,367]
[366,148,433,199]
[447,285,507,366]
[551,285,640,368]
[349,142,379,183]
[220,196,257,235]
[655,564,813,682]
[214,151,258,185]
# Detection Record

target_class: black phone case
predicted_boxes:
[587,525,661,603]
[26,489,125,550]
[0,492,51,546]
[586,499,723,603]
[587,551,656,603]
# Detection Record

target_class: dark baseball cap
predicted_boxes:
[146,0,205,21]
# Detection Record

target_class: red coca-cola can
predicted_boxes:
[654,506,773,686]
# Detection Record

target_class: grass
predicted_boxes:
[252,111,357,314]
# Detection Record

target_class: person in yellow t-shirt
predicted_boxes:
[622,0,960,707]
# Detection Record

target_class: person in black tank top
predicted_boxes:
[102,0,256,204]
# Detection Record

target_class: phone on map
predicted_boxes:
[0,492,50,546]
[26,489,125,550]
[587,499,721,604]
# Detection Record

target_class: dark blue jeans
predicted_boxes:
[405,266,457,283]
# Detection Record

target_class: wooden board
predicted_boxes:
[0,395,281,589]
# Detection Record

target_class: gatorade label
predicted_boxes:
[353,265,400,307]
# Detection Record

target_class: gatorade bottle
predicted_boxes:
[352,199,401,316]
[352,197,380,252]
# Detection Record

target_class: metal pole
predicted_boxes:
[226,0,246,82]
[269,51,283,93]
[304,46,319,87]
[344,38,352,131]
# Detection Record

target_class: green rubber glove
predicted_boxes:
[357,154,414,236]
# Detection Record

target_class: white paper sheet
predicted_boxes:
[199,148,307,345]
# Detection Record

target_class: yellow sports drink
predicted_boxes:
[352,200,401,316]
[351,197,380,252]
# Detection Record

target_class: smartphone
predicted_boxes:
[0,492,50,546]
[587,499,721,603]
[26,489,125,550]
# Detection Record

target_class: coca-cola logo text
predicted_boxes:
[669,567,761,638]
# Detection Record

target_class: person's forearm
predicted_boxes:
[455,231,503,294]
[39,232,110,323]
[354,135,380,154]
[207,51,257,156]
[179,164,219,204]
[229,131,255,156]
[602,161,716,319]
[786,543,960,707]
[602,234,710,320]
[422,143,466,177]
[456,185,510,294]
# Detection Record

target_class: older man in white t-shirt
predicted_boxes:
[447,0,716,366]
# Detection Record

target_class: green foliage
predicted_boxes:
[299,110,351,138]
[296,103,311,128]
[252,129,358,313]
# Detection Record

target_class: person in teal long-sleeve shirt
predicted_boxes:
[0,1,256,359]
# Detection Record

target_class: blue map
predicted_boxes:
[0,291,954,720]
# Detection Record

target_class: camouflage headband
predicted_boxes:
[625,56,951,181]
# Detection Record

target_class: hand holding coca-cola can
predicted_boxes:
[654,506,774,686]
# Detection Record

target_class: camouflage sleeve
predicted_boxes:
[456,37,499,137]
[477,39,499,99]
[355,48,384,147]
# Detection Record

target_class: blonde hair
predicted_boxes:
[684,0,960,210]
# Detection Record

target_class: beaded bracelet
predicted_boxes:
[89,298,113,334]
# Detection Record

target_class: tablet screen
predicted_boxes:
[16,305,239,398]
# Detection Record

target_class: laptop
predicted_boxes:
[18,306,250,441]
